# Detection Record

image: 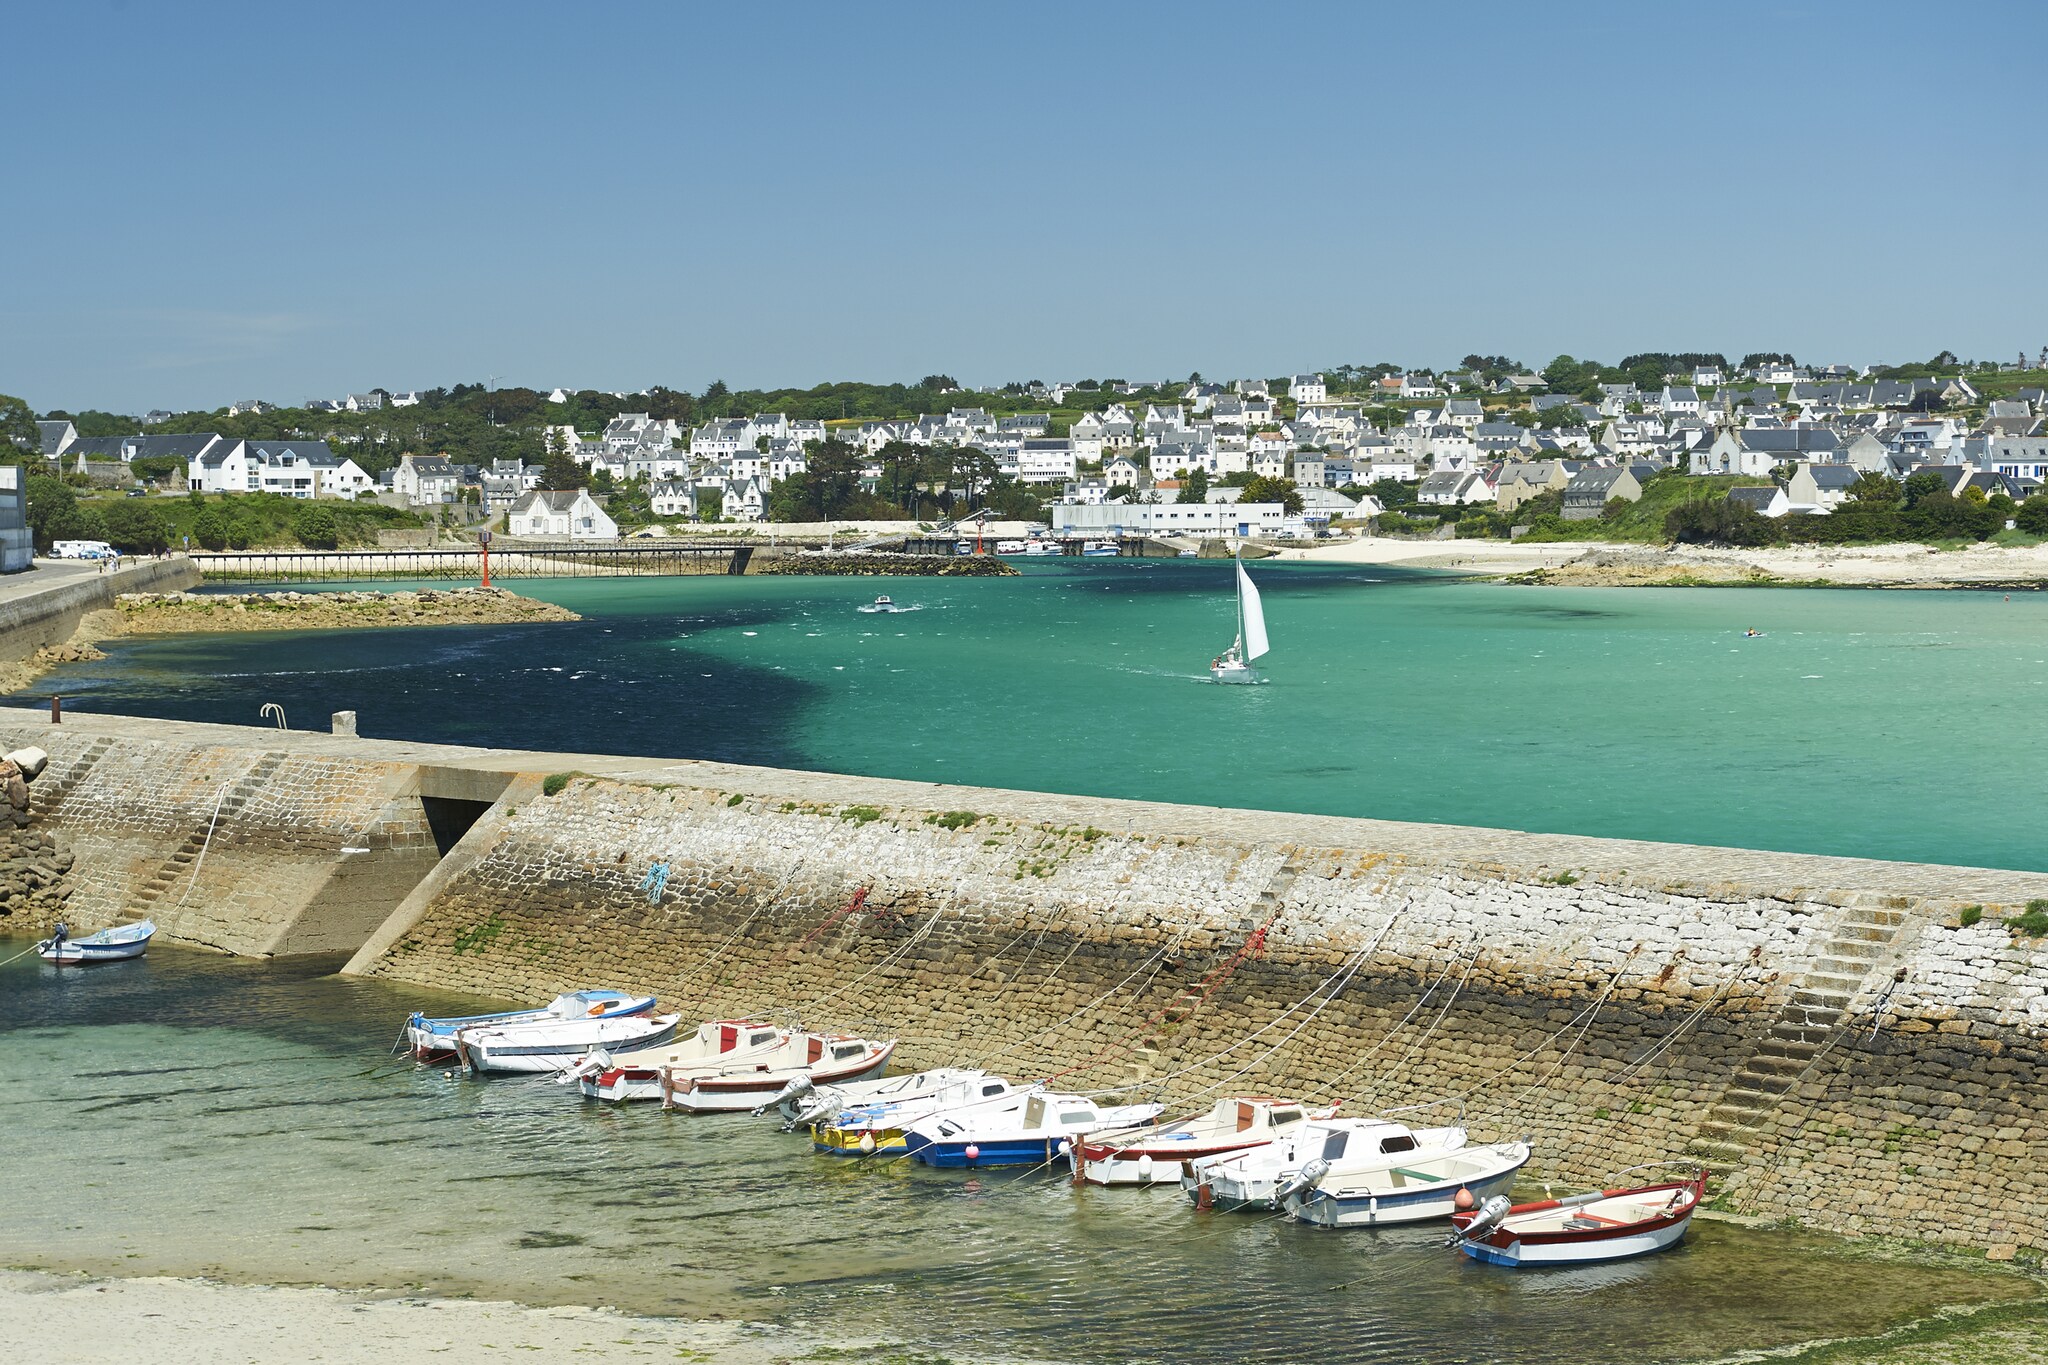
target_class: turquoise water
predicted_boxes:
[13,560,2048,869]
[0,945,2022,1363]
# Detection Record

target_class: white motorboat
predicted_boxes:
[994,540,1028,555]
[1081,540,1118,557]
[777,1065,993,1127]
[1184,1117,1466,1211]
[405,989,657,1063]
[1209,548,1268,684]
[457,1012,680,1075]
[36,919,154,965]
[567,1020,798,1102]
[1070,1096,1326,1187]
[1022,541,1060,557]
[811,1072,1023,1155]
[1280,1136,1532,1228]
[905,1089,1165,1168]
[1452,1171,1706,1267]
[662,1034,896,1114]
[857,595,911,614]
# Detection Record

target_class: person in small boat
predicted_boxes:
[1745,628,1761,637]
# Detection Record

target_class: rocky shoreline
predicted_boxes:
[755,551,1019,576]
[0,586,578,696]
[114,585,581,633]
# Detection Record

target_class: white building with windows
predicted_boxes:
[1051,501,1288,538]
[506,488,618,539]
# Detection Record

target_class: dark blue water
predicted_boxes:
[14,560,2048,870]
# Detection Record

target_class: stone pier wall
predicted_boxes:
[1,711,2044,1255]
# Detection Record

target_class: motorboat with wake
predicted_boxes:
[904,1089,1164,1168]
[858,595,912,614]
[1451,1169,1706,1267]
[36,920,154,965]
[1071,1096,1326,1186]
[404,989,658,1063]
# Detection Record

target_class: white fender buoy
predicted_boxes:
[858,1132,876,1154]
[964,1143,981,1162]
[1137,1154,1155,1180]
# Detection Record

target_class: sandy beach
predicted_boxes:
[0,1270,801,1364]
[1277,536,2048,588]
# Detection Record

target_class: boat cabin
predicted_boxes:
[1022,1093,1111,1131]
[1317,1121,1420,1162]
[1227,1097,1307,1132]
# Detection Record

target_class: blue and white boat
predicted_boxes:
[37,919,154,965]
[1278,1136,1531,1228]
[904,1090,1164,1168]
[404,989,657,1063]
[812,1072,1022,1155]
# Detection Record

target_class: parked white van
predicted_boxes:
[51,540,117,560]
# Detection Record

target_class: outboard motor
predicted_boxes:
[753,1072,815,1118]
[1454,1194,1514,1244]
[783,1091,838,1132]
[1269,1157,1331,1208]
[556,1050,610,1085]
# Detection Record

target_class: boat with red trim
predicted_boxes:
[1450,1169,1707,1267]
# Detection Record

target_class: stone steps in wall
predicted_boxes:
[1768,1022,1833,1045]
[32,738,115,817]
[114,752,287,924]
[1801,970,1865,994]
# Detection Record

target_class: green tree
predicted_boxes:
[291,502,340,549]
[1175,467,1211,503]
[1665,498,1775,547]
[1238,474,1304,514]
[538,428,582,490]
[1364,477,1416,507]
[1849,473,1903,506]
[100,500,170,553]
[2015,495,2048,535]
[0,394,39,459]
[193,506,229,551]
[23,474,80,548]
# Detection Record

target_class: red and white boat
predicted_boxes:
[1451,1170,1707,1267]
[564,1019,794,1102]
[1070,1096,1328,1187]
[660,1034,896,1114]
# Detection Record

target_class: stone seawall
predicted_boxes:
[0,557,201,673]
[2,711,2045,1254]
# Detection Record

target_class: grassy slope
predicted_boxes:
[1515,473,1773,543]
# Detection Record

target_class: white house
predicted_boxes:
[1052,501,1288,538]
[507,488,618,539]
[392,454,462,506]
[1289,373,1327,404]
[388,391,422,408]
[721,477,767,521]
[1399,373,1444,400]
[1415,470,1493,505]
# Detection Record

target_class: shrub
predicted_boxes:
[291,503,340,550]
[2015,496,2048,535]
[1959,905,1983,928]
[926,810,981,830]
[1665,498,1775,546]
[193,507,229,551]
[99,499,170,553]
[541,772,575,797]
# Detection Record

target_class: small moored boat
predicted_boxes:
[404,989,657,1063]
[1185,1116,1466,1212]
[1022,541,1059,557]
[812,1072,1022,1155]
[1081,540,1118,557]
[905,1089,1164,1168]
[1451,1170,1707,1267]
[1279,1135,1532,1228]
[778,1065,991,1127]
[566,1020,797,1102]
[994,540,1028,555]
[37,920,154,965]
[661,1034,896,1114]
[458,1011,681,1075]
[1072,1096,1326,1187]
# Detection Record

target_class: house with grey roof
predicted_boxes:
[1562,465,1642,520]
[508,487,618,538]
[36,420,76,458]
[1784,462,1862,514]
[1415,469,1492,506]
[1693,427,1846,476]
[1726,484,1789,518]
[392,453,461,506]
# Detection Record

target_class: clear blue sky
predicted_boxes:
[8,1,2046,413]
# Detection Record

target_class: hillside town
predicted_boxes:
[22,352,2048,542]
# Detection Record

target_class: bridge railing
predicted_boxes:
[194,543,754,584]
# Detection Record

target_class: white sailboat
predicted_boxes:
[1210,549,1269,684]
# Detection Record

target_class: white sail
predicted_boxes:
[1238,561,1270,661]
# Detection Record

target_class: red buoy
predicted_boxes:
[1453,1186,1476,1212]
